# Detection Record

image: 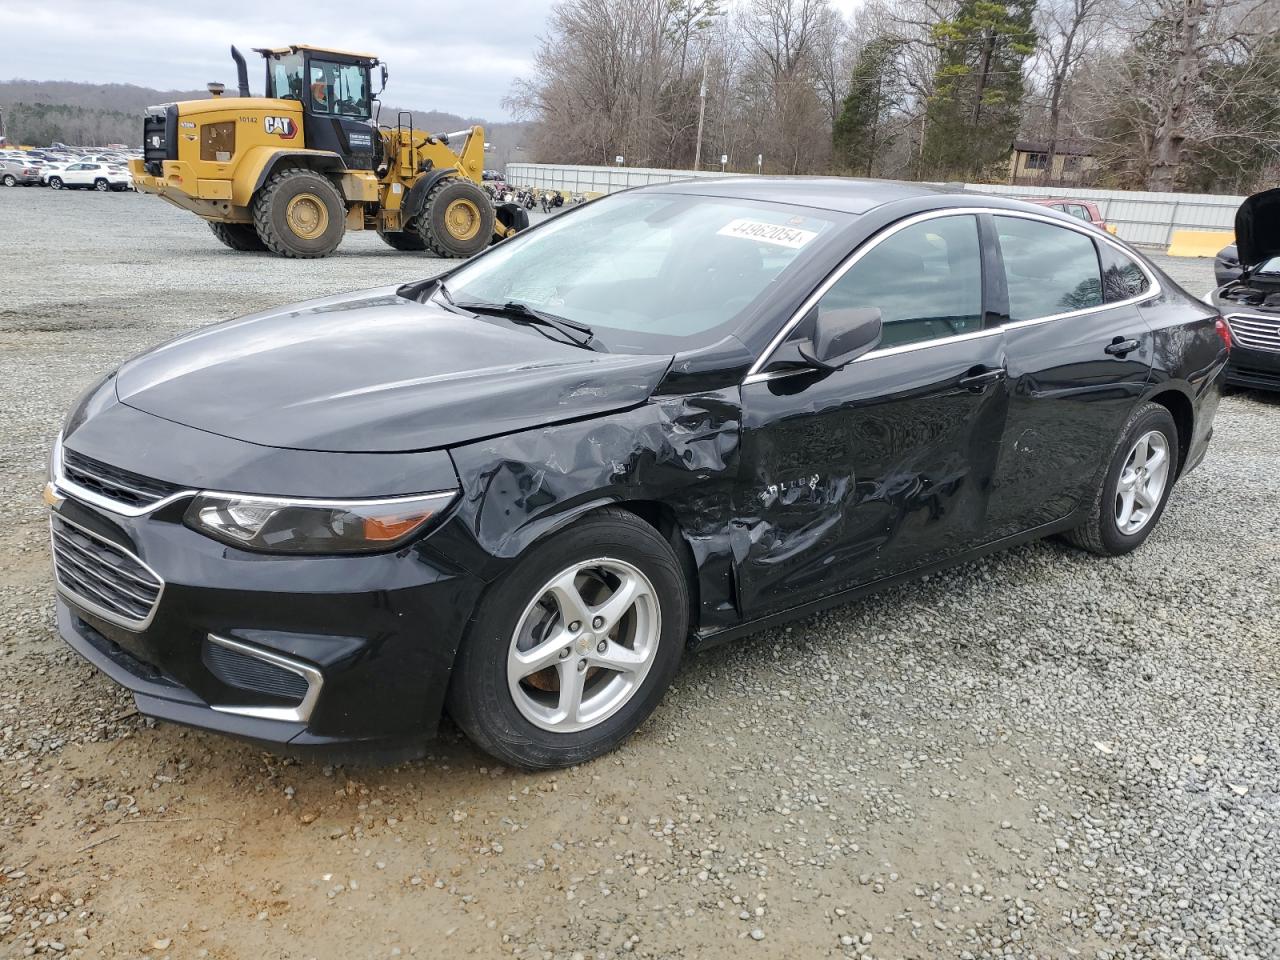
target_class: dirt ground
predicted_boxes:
[1,189,1276,960]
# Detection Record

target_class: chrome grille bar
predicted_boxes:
[50,514,164,630]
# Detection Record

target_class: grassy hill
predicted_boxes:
[0,80,530,166]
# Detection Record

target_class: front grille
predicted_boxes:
[203,640,310,701]
[51,515,163,629]
[62,448,182,509]
[1226,314,1280,354]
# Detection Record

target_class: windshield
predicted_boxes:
[442,193,842,354]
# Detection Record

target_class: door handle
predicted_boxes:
[1105,337,1141,357]
[957,366,1007,392]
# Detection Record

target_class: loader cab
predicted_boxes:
[256,45,380,170]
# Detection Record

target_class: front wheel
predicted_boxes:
[447,508,687,769]
[48,177,63,190]
[416,178,495,258]
[2,175,16,187]
[1063,402,1179,556]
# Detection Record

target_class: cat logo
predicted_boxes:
[264,116,298,140]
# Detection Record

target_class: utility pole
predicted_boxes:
[693,51,708,171]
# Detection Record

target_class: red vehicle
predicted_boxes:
[1028,197,1116,234]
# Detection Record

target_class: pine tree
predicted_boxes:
[832,38,899,177]
[921,0,1036,180]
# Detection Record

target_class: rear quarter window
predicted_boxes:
[1098,243,1152,303]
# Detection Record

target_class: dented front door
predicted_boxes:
[735,335,1009,618]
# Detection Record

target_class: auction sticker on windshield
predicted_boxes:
[717,218,818,249]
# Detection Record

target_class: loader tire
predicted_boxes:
[252,168,345,258]
[417,178,494,258]
[378,229,427,252]
[208,221,268,252]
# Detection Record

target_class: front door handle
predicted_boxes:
[957,366,1007,392]
[1105,337,1141,357]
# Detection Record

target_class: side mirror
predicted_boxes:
[380,65,389,94]
[798,307,883,371]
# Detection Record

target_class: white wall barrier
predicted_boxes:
[505,162,1242,249]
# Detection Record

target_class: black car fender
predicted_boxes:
[447,391,745,635]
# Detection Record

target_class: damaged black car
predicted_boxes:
[1209,187,1280,391]
[47,179,1229,768]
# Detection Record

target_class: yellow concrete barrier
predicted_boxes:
[1167,229,1234,258]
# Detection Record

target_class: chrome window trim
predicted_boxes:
[743,206,1161,385]
[50,512,165,632]
[207,634,324,724]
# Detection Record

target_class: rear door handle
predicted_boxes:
[1105,337,1141,357]
[957,366,1007,392]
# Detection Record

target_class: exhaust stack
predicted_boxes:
[231,46,250,98]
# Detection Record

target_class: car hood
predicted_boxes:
[115,286,674,453]
[1234,187,1280,267]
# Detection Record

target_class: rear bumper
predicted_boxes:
[128,159,247,221]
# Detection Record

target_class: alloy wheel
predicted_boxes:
[1115,430,1170,536]
[507,558,661,733]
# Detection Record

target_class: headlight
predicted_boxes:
[184,491,456,555]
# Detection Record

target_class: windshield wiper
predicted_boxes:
[454,298,597,349]
[431,278,472,316]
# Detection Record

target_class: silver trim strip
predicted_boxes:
[207,634,324,724]
[1224,312,1280,354]
[50,513,166,632]
[744,206,1162,384]
[50,437,197,518]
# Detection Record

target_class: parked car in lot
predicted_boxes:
[1,159,42,187]
[47,162,131,191]
[1027,197,1116,234]
[1208,188,1280,390]
[46,179,1228,768]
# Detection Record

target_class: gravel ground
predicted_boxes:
[0,187,1277,960]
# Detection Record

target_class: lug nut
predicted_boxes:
[592,616,605,629]
[597,640,607,653]
[559,647,570,659]
[569,620,581,632]
[577,659,587,672]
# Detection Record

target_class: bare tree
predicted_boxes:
[1033,0,1111,183]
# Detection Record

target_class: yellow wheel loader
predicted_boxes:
[128,45,528,259]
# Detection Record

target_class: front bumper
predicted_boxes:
[1225,342,1280,391]
[49,476,485,757]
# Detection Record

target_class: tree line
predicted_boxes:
[507,0,1280,193]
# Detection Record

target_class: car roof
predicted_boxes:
[639,176,949,214]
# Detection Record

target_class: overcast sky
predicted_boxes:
[10,0,865,120]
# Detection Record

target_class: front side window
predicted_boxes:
[270,53,305,102]
[308,59,370,118]
[996,216,1103,321]
[809,215,984,350]
[443,193,841,354]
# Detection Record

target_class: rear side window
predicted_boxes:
[996,216,1102,321]
[1098,243,1151,302]
[813,215,984,349]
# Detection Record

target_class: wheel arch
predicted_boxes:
[237,147,347,206]
[1144,386,1195,479]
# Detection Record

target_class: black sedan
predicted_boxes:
[1208,188,1280,391]
[47,179,1229,768]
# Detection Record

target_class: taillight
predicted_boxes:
[1214,317,1232,352]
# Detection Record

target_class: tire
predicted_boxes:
[2,175,15,187]
[377,229,427,252]
[416,178,495,258]
[208,221,268,252]
[94,178,109,192]
[1063,402,1180,556]
[252,168,345,258]
[447,508,688,769]
[48,178,63,189]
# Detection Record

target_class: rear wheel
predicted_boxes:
[2,174,16,187]
[252,168,345,258]
[447,509,687,769]
[208,221,268,252]
[377,229,427,252]
[48,177,63,190]
[1063,402,1179,556]
[416,178,495,258]
[94,178,109,192]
